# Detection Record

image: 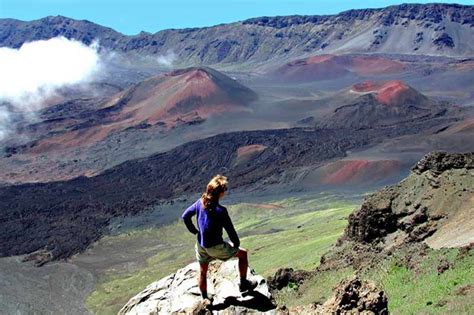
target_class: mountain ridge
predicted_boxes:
[1,3,473,65]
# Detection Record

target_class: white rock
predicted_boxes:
[118,260,275,315]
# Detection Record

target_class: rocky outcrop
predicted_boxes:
[412,152,474,175]
[345,151,474,249]
[277,277,388,315]
[315,151,473,272]
[118,260,275,315]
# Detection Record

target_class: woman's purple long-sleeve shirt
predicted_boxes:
[181,198,240,248]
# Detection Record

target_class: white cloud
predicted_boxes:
[0,36,102,141]
[156,51,177,67]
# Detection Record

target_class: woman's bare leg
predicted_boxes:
[199,262,209,298]
[235,248,248,280]
[236,248,257,291]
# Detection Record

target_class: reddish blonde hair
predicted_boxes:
[201,174,228,210]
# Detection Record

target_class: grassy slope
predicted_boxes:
[86,194,358,315]
[275,247,473,314]
[369,248,474,314]
[274,267,355,307]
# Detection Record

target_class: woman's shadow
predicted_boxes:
[208,290,276,312]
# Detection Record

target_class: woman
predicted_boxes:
[181,174,257,301]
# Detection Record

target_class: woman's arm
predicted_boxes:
[181,202,199,235]
[222,209,240,248]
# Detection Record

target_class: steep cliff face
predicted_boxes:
[1,4,473,64]
[313,151,473,273]
[345,152,473,250]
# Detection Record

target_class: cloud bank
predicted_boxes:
[0,36,102,140]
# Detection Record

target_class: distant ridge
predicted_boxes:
[1,3,473,65]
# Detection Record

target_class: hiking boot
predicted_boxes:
[239,278,258,293]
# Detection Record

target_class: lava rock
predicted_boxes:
[411,152,473,176]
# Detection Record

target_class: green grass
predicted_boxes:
[273,248,473,314]
[274,267,354,307]
[240,208,352,275]
[85,194,358,315]
[367,248,474,314]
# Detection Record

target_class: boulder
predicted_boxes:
[321,276,388,314]
[118,260,275,314]
[266,268,312,291]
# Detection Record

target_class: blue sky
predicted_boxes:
[0,0,472,35]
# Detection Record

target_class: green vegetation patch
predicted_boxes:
[367,248,474,314]
[274,247,473,314]
[274,267,354,307]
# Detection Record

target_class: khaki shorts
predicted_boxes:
[195,241,239,264]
